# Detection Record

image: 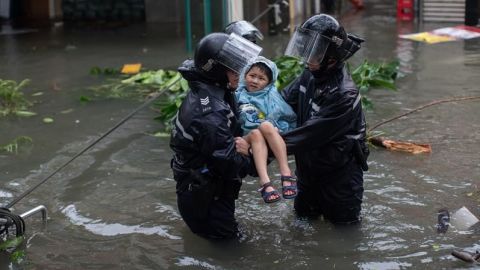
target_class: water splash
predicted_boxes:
[61,204,181,240]
[175,256,221,269]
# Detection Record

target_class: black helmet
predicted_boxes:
[194,32,230,84]
[285,14,364,65]
[224,20,264,44]
[194,32,262,85]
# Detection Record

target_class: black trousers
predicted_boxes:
[294,160,364,224]
[177,190,238,239]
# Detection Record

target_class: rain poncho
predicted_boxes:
[235,56,296,134]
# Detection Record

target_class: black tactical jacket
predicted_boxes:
[170,61,254,188]
[281,65,369,176]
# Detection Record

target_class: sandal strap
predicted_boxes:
[258,182,281,203]
[281,175,297,183]
[258,181,273,192]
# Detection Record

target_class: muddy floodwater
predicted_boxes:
[1,2,480,269]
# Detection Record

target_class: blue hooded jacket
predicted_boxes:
[235,56,297,134]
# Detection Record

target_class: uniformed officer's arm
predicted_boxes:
[282,91,359,153]
[280,73,303,112]
[196,111,255,179]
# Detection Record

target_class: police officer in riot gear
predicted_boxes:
[224,20,264,44]
[281,14,368,224]
[170,32,262,239]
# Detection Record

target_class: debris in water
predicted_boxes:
[451,250,480,263]
[369,137,432,154]
[436,208,450,233]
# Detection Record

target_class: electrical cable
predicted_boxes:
[0,208,25,238]
[3,79,179,209]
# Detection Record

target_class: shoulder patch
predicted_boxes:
[199,95,213,114]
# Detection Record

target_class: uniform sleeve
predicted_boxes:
[280,74,303,113]
[282,90,360,153]
[194,111,256,179]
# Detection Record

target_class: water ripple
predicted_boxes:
[175,256,222,269]
[0,189,13,198]
[61,204,181,240]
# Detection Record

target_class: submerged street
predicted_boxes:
[1,1,480,269]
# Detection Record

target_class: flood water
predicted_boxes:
[1,1,480,269]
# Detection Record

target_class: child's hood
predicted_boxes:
[238,56,279,92]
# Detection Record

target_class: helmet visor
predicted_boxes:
[217,33,263,74]
[284,27,331,65]
[225,21,264,41]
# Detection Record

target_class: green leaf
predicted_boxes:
[43,117,54,123]
[0,78,33,117]
[60,108,74,114]
[15,111,37,117]
[79,95,92,102]
[179,78,189,91]
[31,91,43,96]
[149,131,170,137]
[10,250,25,263]
[90,66,102,75]
[0,236,24,251]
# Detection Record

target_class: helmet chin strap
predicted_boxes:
[310,58,338,80]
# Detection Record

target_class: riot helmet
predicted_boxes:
[194,32,262,86]
[224,20,264,44]
[285,14,364,66]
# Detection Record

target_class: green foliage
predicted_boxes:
[79,95,92,103]
[273,56,304,90]
[88,69,188,100]
[0,136,33,154]
[10,250,25,263]
[0,79,36,117]
[0,237,25,264]
[90,66,120,75]
[153,91,187,131]
[350,60,399,109]
[0,237,24,252]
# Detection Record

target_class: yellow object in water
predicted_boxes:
[121,63,142,74]
[399,32,456,44]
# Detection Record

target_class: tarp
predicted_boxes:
[399,25,480,44]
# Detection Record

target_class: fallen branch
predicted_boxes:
[369,137,432,154]
[367,96,480,154]
[368,96,480,132]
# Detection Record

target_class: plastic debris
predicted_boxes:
[121,63,142,74]
[450,206,479,231]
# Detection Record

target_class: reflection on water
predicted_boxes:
[175,256,219,269]
[1,0,480,269]
[62,204,181,239]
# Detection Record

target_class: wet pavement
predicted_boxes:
[1,1,480,269]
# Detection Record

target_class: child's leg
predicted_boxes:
[258,122,292,176]
[244,130,280,202]
[244,130,270,185]
[258,121,297,198]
